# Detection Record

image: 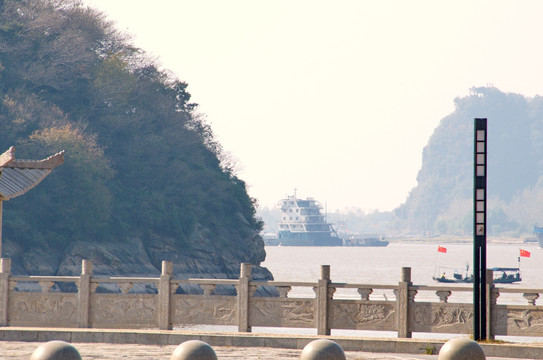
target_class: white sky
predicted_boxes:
[85,0,543,212]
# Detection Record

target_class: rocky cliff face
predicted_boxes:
[4,217,273,282]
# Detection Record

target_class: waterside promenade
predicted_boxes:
[0,327,542,359]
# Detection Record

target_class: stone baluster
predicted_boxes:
[170,283,179,294]
[90,282,99,293]
[523,293,539,306]
[397,267,412,338]
[277,286,292,298]
[317,265,331,335]
[119,282,133,294]
[39,281,55,293]
[158,261,173,330]
[78,260,92,328]
[436,290,451,303]
[0,258,11,326]
[201,284,216,296]
[238,263,252,332]
[357,288,373,301]
[486,269,495,340]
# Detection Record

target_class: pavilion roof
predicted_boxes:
[0,147,65,200]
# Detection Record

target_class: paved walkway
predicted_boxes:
[0,341,533,360]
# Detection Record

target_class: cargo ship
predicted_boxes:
[275,193,343,246]
[535,226,543,248]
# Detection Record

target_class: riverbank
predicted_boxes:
[0,327,542,360]
[387,235,534,245]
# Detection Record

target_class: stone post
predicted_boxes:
[78,260,92,328]
[0,258,11,326]
[317,265,331,335]
[158,261,173,330]
[398,267,412,338]
[486,268,495,340]
[237,263,252,332]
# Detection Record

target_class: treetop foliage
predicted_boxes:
[0,0,265,271]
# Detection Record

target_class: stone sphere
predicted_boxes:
[30,341,82,360]
[438,337,485,360]
[300,339,346,360]
[170,340,218,360]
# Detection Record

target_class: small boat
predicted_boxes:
[433,266,521,284]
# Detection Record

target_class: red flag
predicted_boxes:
[437,246,447,253]
[520,249,531,258]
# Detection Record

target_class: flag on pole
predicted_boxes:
[520,249,531,258]
[437,246,447,253]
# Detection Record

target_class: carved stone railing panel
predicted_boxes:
[436,290,451,303]
[357,288,373,301]
[8,293,78,326]
[411,302,472,334]
[90,294,156,328]
[172,296,237,326]
[494,305,543,336]
[249,298,315,328]
[330,300,396,331]
[523,293,539,306]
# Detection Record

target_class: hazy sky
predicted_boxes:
[85,0,543,212]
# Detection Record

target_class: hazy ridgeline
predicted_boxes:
[260,87,543,238]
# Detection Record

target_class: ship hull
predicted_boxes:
[277,232,343,246]
[535,227,543,248]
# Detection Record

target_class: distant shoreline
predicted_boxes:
[387,235,533,245]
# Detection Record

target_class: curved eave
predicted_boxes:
[0,147,65,201]
[0,167,52,200]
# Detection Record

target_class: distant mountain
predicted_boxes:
[395,86,543,236]
[0,0,271,280]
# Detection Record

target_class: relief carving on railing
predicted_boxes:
[331,302,395,330]
[8,293,78,323]
[173,297,237,325]
[497,307,543,335]
[91,296,156,324]
[412,303,472,332]
[250,299,314,327]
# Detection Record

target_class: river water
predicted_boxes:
[256,242,543,342]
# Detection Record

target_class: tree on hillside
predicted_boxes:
[0,0,267,277]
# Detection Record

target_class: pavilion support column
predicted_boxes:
[0,200,3,258]
[0,258,11,326]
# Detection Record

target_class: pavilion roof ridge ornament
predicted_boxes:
[0,146,65,170]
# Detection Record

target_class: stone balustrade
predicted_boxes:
[1,258,543,339]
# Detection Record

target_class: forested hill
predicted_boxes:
[394,86,543,237]
[0,0,271,280]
